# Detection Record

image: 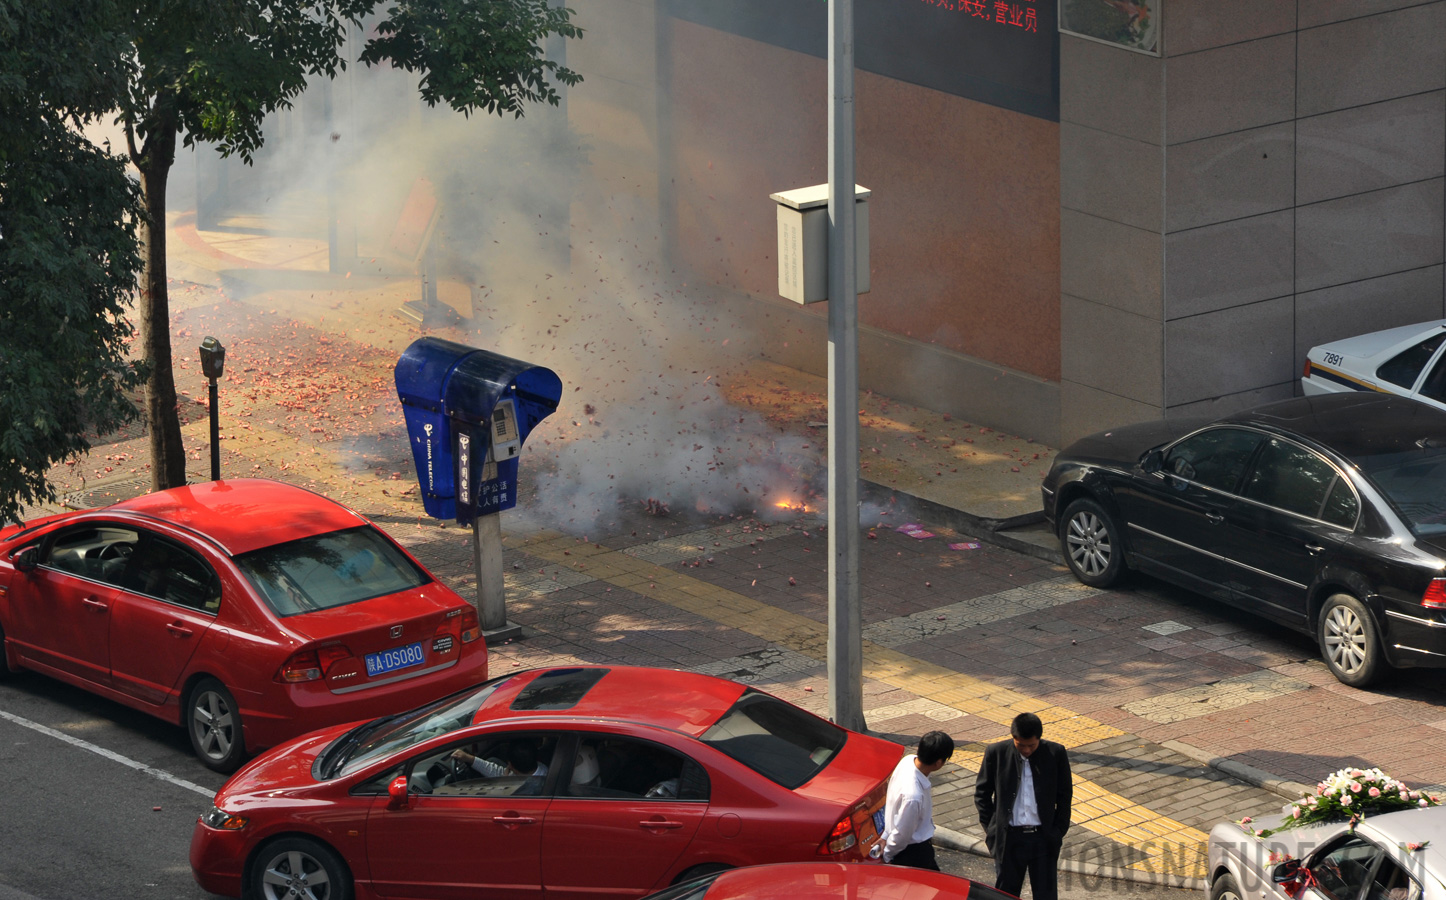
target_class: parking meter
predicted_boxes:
[394,338,561,526]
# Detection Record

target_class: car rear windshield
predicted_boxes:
[1354,447,1446,535]
[235,525,430,617]
[699,690,846,789]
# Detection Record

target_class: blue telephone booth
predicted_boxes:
[395,338,562,525]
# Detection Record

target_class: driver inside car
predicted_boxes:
[451,742,548,786]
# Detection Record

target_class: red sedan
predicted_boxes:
[0,478,487,772]
[190,665,904,900]
[643,862,1016,900]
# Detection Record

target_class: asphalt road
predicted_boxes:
[0,665,1186,900]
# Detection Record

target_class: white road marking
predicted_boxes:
[0,708,214,798]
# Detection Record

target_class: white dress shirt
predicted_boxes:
[1010,754,1042,826]
[881,754,935,863]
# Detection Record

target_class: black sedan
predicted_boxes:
[1043,392,1446,687]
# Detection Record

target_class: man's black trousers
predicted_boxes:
[993,827,1059,900]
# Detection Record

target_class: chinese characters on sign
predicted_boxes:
[476,478,511,516]
[916,0,1038,32]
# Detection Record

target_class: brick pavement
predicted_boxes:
[26,219,1446,890]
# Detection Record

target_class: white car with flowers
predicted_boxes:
[1208,769,1444,900]
[1302,320,1446,407]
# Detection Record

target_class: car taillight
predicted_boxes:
[460,606,481,643]
[1303,359,1313,378]
[1423,578,1446,609]
[277,644,354,683]
[817,815,857,856]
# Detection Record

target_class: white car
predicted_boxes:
[1303,320,1446,408]
[1207,804,1446,900]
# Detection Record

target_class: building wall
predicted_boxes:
[1060,0,1446,443]
[566,0,1066,442]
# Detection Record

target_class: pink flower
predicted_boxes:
[1293,808,1302,819]
[1420,799,1430,807]
[1342,795,1353,807]
[1240,816,1253,825]
[1370,787,1381,797]
[1351,782,1362,793]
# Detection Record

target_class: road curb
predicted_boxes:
[859,480,1061,565]
[933,826,1209,891]
[1160,740,1314,802]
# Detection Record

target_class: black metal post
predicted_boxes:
[208,377,220,481]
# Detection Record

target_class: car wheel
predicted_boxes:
[1211,871,1242,900]
[247,836,352,900]
[1060,497,1125,588]
[1318,593,1383,687]
[673,863,731,885]
[188,677,246,773]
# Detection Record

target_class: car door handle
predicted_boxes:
[1205,512,1224,524]
[640,819,684,830]
[165,622,194,638]
[81,596,108,611]
[1305,544,1326,555]
[493,815,536,829]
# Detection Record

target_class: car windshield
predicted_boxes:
[1353,446,1446,535]
[333,676,516,777]
[235,525,430,616]
[699,690,846,789]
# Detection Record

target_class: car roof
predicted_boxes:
[1318,319,1446,361]
[1361,805,1446,868]
[696,862,980,898]
[103,478,367,556]
[1223,392,1446,461]
[483,666,751,736]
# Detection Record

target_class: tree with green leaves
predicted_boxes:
[0,0,149,523]
[123,0,582,492]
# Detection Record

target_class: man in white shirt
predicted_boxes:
[880,730,956,869]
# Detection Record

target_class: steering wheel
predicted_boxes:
[450,754,472,780]
[97,542,133,561]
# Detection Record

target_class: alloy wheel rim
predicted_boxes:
[1066,511,1111,577]
[192,690,234,761]
[1324,605,1367,674]
[1217,886,1241,900]
[260,849,331,900]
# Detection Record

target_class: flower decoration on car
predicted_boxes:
[1251,768,1440,837]
[1401,841,1431,852]
[1268,850,1295,865]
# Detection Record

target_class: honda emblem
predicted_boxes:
[390,625,403,639]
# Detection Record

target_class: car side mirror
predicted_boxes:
[1141,448,1164,474]
[387,775,410,811]
[12,546,38,572]
[1273,859,1303,884]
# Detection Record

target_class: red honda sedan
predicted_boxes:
[0,478,487,772]
[189,665,904,900]
[643,862,1016,900]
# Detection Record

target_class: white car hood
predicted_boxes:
[1319,320,1446,361]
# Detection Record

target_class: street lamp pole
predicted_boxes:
[199,336,226,482]
[827,0,864,731]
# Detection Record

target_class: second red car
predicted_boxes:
[191,665,904,899]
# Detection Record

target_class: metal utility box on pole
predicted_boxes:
[770,184,871,305]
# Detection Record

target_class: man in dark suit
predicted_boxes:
[974,713,1072,900]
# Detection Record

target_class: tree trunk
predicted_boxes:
[136,123,188,492]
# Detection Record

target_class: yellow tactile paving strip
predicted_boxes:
[518,529,1209,878]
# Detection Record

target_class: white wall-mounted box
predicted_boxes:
[770,184,871,304]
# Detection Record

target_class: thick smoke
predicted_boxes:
[171,32,827,534]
